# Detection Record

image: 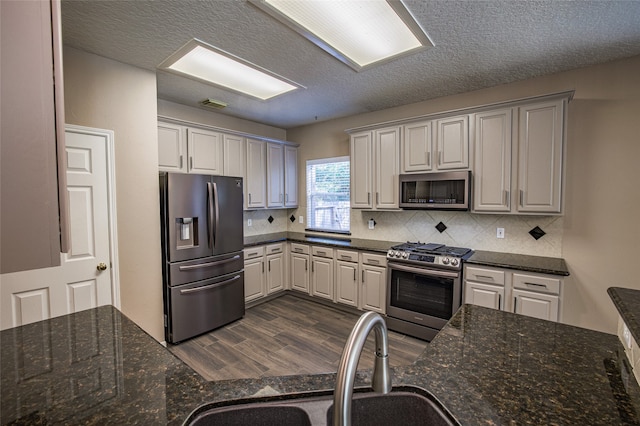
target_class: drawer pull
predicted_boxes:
[475,275,494,281]
[294,247,303,252]
[524,282,547,288]
[340,255,352,260]
[271,248,280,253]
[317,251,326,256]
[368,259,380,264]
[498,294,502,310]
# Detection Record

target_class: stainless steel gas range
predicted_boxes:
[385,242,473,341]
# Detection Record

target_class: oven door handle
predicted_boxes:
[388,262,460,278]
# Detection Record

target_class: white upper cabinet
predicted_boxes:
[267,143,285,208]
[473,108,513,212]
[472,98,566,214]
[223,134,245,178]
[402,120,433,173]
[375,127,401,209]
[187,128,223,175]
[435,115,469,170]
[284,145,298,208]
[517,99,565,213]
[350,126,400,210]
[158,122,187,173]
[350,131,374,208]
[246,138,267,209]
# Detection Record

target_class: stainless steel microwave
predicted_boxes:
[399,171,471,210]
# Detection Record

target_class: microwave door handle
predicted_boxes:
[207,181,214,249]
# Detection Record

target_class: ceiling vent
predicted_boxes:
[201,98,228,109]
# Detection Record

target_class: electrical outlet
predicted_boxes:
[299,216,303,224]
[497,227,505,239]
[368,219,375,230]
[247,219,252,227]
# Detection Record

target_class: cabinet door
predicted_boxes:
[336,261,358,307]
[246,139,266,208]
[513,289,559,321]
[266,253,284,294]
[244,259,265,303]
[435,115,469,170]
[375,127,400,209]
[187,128,223,175]
[223,134,245,178]
[361,265,386,313]
[402,120,432,172]
[473,109,512,212]
[267,143,284,208]
[284,145,298,207]
[158,123,187,173]
[350,132,373,208]
[290,253,310,293]
[464,281,504,310]
[517,100,564,213]
[311,257,334,301]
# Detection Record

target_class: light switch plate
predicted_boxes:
[299,216,303,224]
[247,219,252,227]
[497,227,505,238]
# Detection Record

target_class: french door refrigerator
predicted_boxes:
[159,172,244,343]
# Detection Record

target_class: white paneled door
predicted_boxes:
[0,126,116,330]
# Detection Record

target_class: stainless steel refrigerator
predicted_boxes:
[159,172,245,343]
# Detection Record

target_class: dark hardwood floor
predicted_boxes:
[167,294,428,381]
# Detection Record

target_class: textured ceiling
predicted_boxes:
[61,0,640,129]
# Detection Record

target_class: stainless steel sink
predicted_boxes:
[184,386,458,426]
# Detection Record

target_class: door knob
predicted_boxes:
[97,262,108,271]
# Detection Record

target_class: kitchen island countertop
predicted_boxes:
[2,302,637,425]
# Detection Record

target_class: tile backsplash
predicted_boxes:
[245,208,562,258]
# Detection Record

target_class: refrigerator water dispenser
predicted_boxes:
[176,217,197,248]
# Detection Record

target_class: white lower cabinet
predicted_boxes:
[244,243,286,303]
[335,250,359,307]
[290,243,310,294]
[464,265,563,322]
[359,252,387,314]
[244,246,265,303]
[311,246,334,301]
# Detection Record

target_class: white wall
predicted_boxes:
[287,55,640,335]
[63,47,164,342]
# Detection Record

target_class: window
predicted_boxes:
[306,156,350,233]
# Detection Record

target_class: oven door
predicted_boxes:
[386,262,461,330]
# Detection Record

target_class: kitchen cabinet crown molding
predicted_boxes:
[344,90,574,134]
[157,115,299,147]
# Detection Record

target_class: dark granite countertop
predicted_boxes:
[466,249,570,276]
[244,232,402,254]
[609,287,640,344]
[3,304,637,425]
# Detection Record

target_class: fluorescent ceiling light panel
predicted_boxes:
[159,40,301,100]
[254,0,433,71]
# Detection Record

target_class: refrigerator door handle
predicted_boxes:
[178,255,241,271]
[179,275,241,294]
[207,181,214,248]
[212,181,220,248]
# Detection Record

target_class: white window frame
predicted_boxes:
[306,156,350,234]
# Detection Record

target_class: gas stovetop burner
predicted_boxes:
[387,242,473,269]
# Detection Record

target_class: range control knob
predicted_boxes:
[395,251,402,258]
[442,257,450,265]
[401,251,409,259]
[451,259,459,267]
[387,249,395,257]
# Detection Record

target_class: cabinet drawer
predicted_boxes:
[312,246,333,258]
[465,266,505,285]
[244,246,264,260]
[290,243,310,255]
[265,243,284,255]
[513,273,560,295]
[361,252,386,266]
[336,249,358,263]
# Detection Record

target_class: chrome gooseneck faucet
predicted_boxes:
[333,311,392,426]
